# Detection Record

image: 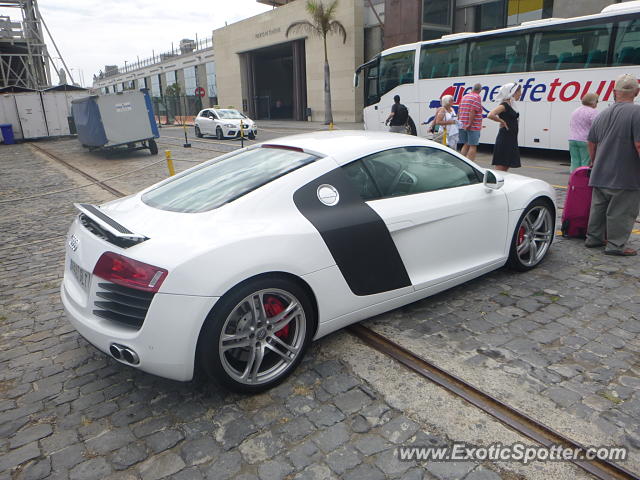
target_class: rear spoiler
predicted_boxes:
[74,203,147,243]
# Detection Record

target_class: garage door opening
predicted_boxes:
[241,40,307,121]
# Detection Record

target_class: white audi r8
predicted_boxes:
[61,131,555,392]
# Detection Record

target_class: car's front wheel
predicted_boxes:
[199,276,314,393]
[216,126,224,140]
[508,198,554,271]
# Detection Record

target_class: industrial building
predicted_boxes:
[92,0,633,124]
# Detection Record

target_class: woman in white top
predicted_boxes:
[435,94,459,150]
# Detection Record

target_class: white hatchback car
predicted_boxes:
[61,131,555,393]
[194,108,257,140]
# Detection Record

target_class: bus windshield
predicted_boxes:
[378,50,415,97]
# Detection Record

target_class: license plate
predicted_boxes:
[70,258,91,293]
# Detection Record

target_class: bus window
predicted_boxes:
[614,19,640,66]
[468,34,529,76]
[531,22,612,71]
[419,43,467,79]
[378,50,416,97]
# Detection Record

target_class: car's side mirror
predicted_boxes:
[483,170,504,190]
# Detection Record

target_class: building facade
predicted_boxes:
[92,38,216,124]
[214,0,364,122]
[384,0,628,49]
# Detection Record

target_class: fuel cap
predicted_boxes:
[317,184,339,206]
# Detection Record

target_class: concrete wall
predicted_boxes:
[383,0,421,48]
[552,0,613,17]
[213,0,364,122]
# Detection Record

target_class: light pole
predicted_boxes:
[70,68,85,87]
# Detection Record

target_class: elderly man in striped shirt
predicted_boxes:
[458,83,483,161]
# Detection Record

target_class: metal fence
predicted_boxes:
[150,95,205,126]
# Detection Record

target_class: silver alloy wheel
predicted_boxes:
[516,205,553,267]
[218,288,306,385]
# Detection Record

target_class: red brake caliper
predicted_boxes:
[263,295,290,339]
[517,226,526,246]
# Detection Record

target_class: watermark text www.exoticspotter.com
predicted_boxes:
[398,442,628,465]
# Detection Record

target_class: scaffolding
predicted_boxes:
[0,0,71,89]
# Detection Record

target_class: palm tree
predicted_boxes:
[286,0,346,125]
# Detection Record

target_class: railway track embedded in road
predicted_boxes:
[348,325,639,480]
[30,142,640,480]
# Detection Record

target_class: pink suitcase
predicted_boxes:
[561,167,592,238]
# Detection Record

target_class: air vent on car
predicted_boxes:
[93,282,155,330]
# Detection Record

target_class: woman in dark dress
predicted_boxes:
[488,83,522,171]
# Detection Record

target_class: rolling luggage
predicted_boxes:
[561,166,592,238]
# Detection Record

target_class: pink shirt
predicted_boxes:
[458,92,483,131]
[569,105,599,142]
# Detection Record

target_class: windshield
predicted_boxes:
[216,109,245,119]
[142,147,317,213]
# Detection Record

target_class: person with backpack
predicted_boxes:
[385,95,409,133]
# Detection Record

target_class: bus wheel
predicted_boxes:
[406,117,417,136]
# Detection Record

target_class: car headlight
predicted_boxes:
[224,123,235,128]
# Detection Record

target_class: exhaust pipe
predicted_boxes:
[109,343,140,365]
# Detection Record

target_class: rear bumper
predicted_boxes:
[61,280,219,381]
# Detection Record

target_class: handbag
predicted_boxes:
[424,107,445,143]
[425,121,445,143]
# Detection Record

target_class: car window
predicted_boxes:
[343,147,480,200]
[210,111,218,119]
[217,109,245,119]
[142,147,317,213]
[342,160,381,201]
[200,111,210,118]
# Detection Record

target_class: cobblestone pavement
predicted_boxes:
[366,234,640,471]
[0,139,636,479]
[0,142,521,480]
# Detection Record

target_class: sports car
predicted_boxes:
[61,131,555,392]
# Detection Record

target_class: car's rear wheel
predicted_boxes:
[199,276,314,393]
[508,198,554,271]
[216,126,224,140]
[249,132,256,140]
[195,125,203,138]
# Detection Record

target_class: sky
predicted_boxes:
[1,0,273,87]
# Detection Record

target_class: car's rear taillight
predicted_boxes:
[93,252,168,293]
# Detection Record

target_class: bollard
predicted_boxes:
[240,121,244,148]
[183,122,191,148]
[329,122,334,131]
[165,150,175,176]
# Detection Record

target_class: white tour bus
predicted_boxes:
[355,1,640,150]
